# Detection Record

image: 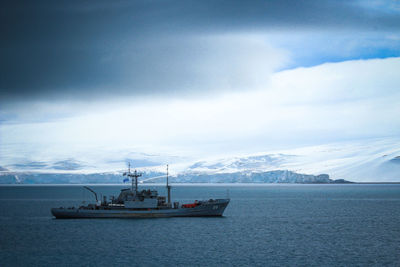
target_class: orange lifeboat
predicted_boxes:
[182,202,199,208]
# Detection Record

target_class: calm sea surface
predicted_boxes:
[0,184,399,266]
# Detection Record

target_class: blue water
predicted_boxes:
[0,184,399,266]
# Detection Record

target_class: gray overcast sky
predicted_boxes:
[1,0,400,103]
[1,1,400,178]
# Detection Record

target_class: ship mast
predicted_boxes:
[166,164,171,206]
[124,163,142,195]
[133,169,140,193]
[129,163,133,192]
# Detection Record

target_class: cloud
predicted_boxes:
[0,33,288,103]
[0,33,289,123]
[1,0,400,103]
[1,57,399,166]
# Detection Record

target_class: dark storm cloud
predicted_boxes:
[1,0,399,102]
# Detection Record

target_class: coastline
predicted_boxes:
[1,182,399,186]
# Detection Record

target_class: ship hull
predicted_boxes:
[51,199,229,219]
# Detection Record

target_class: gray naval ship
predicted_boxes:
[51,165,230,219]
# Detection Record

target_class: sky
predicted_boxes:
[1,0,400,172]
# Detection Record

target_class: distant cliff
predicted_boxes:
[0,170,351,184]
[171,170,343,183]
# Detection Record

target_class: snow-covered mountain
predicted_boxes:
[1,138,399,183]
[168,137,400,182]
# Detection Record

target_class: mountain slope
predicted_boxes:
[0,138,399,183]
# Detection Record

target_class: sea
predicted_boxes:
[0,184,399,266]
